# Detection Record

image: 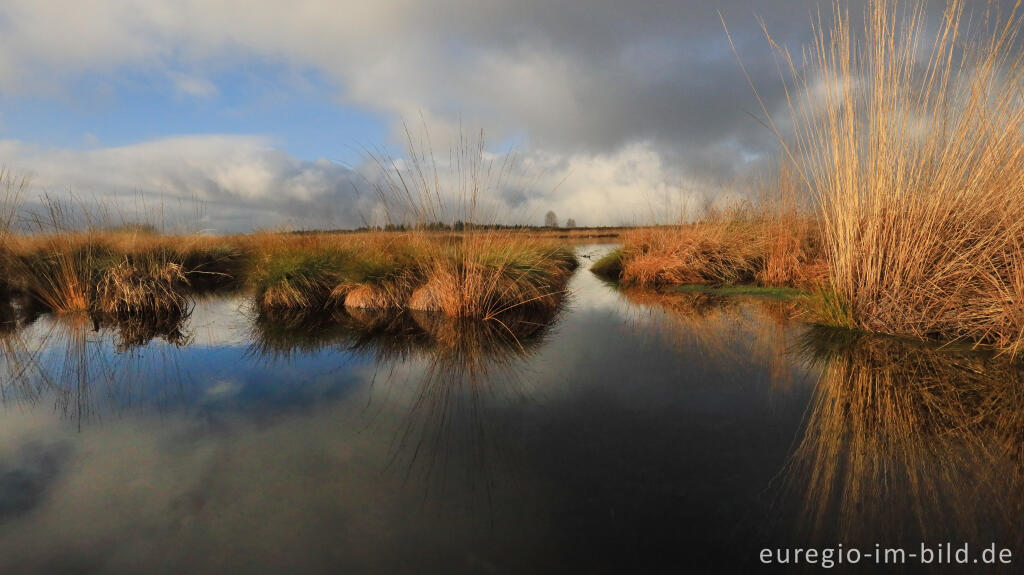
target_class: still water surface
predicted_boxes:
[0,245,1021,573]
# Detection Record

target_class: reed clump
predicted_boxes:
[3,127,578,322]
[407,238,576,318]
[747,0,1024,353]
[10,232,205,320]
[616,219,766,287]
[597,155,823,289]
[247,127,578,319]
[6,226,235,319]
[95,256,189,318]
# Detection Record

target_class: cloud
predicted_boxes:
[0,136,372,232]
[1,0,1015,228]
[1,134,740,230]
[0,1,834,155]
[169,72,218,98]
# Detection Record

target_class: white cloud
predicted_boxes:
[0,134,732,231]
[0,136,370,232]
[169,72,218,98]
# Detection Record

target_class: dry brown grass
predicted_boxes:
[95,257,189,318]
[606,156,824,290]
[738,0,1024,353]
[615,205,823,290]
[0,169,26,298]
[619,220,765,287]
[405,236,576,318]
[8,228,220,317]
[2,126,580,321]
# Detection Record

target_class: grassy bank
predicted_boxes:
[0,227,577,321]
[1,128,580,322]
[249,231,577,319]
[597,216,824,290]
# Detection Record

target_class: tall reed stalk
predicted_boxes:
[0,169,27,296]
[364,124,576,319]
[739,0,1024,353]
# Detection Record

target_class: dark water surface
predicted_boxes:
[0,245,1021,573]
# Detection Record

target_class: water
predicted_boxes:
[0,245,1021,573]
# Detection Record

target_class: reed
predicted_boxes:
[596,153,824,289]
[6,197,222,318]
[744,0,1024,353]
[0,169,27,298]
[366,126,578,319]
[406,237,576,318]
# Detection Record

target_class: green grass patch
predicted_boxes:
[674,283,807,299]
[589,248,623,279]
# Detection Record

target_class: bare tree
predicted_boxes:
[565,218,576,228]
[544,211,558,228]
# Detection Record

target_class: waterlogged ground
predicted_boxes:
[0,245,1021,573]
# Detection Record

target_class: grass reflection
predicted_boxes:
[0,304,192,426]
[778,328,1024,549]
[248,305,558,509]
[617,287,805,389]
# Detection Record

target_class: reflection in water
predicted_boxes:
[249,305,558,505]
[779,327,1024,551]
[0,310,192,427]
[616,287,805,389]
[0,246,1022,572]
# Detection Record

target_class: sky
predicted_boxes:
[0,0,1009,232]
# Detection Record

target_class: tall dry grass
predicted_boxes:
[610,195,823,290]
[366,126,577,319]
[5,196,238,319]
[740,0,1024,352]
[0,169,27,297]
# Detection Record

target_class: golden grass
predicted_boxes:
[245,231,576,319]
[610,202,824,290]
[1,223,578,323]
[95,257,188,317]
[618,219,766,286]
[8,229,219,317]
[739,0,1024,353]
[600,153,824,290]
[404,236,576,318]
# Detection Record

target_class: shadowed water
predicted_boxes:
[0,245,1021,573]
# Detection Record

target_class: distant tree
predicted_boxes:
[544,211,559,228]
[565,218,576,228]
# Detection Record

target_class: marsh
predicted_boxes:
[0,245,1020,573]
